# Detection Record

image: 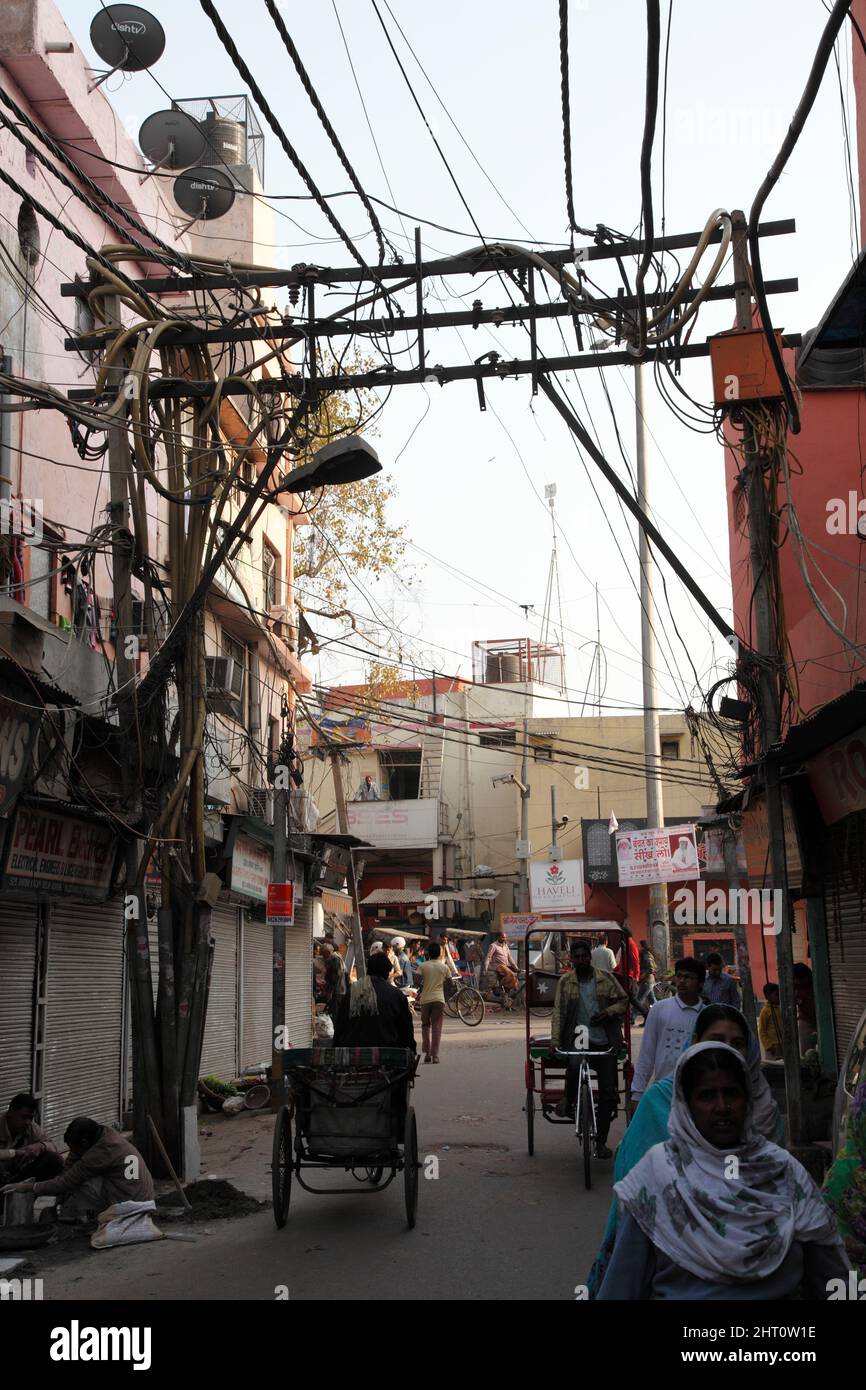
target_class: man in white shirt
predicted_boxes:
[629,956,706,1102]
[591,934,617,973]
[671,834,698,872]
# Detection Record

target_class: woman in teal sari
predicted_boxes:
[586,1004,783,1297]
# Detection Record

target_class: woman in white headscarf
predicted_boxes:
[597,1041,849,1299]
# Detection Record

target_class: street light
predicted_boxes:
[278,435,382,495]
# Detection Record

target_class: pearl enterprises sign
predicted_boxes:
[529,858,586,915]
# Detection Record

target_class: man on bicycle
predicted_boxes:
[550,939,627,1159]
[483,932,519,996]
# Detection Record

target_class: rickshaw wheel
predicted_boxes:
[403,1107,419,1229]
[580,1086,592,1191]
[456,987,485,1026]
[272,1105,292,1227]
[525,1088,535,1156]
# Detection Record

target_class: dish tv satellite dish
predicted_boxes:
[88,5,165,91]
[138,110,206,181]
[172,166,236,233]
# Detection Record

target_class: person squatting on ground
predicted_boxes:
[0,1093,63,1187]
[596,1042,850,1300]
[550,939,628,1160]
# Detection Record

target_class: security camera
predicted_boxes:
[560,815,569,827]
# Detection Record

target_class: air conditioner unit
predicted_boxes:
[204,655,244,714]
[247,788,273,824]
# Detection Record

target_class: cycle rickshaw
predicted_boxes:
[271,1045,420,1229]
[522,923,635,1189]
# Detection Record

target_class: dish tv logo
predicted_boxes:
[111,20,146,35]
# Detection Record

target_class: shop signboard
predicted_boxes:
[3,805,115,900]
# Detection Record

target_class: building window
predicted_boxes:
[263,542,279,609]
[661,738,680,760]
[533,745,553,761]
[478,730,516,749]
[221,629,248,723]
[17,201,40,267]
[378,749,422,800]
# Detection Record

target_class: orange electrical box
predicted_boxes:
[708,327,785,406]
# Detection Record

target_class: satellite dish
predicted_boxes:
[88,5,165,90]
[172,166,236,231]
[138,110,206,173]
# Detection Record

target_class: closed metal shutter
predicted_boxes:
[200,903,239,1080]
[0,903,39,1106]
[824,819,866,1063]
[42,901,125,1139]
[285,897,312,1049]
[241,914,273,1069]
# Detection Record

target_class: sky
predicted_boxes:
[56,0,861,713]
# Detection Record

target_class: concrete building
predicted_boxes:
[0,0,314,1137]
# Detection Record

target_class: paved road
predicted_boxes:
[40,1015,632,1301]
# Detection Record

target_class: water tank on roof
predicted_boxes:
[485,651,522,684]
[199,112,247,169]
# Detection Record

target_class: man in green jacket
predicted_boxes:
[550,938,628,1158]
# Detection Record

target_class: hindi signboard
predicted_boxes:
[230,833,272,903]
[615,823,699,887]
[529,859,585,915]
[500,913,540,940]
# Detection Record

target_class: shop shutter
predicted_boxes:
[0,903,39,1107]
[42,901,125,1140]
[241,914,273,1069]
[824,820,866,1063]
[199,903,239,1081]
[285,897,313,1049]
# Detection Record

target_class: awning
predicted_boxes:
[370,925,431,941]
[359,888,430,906]
[469,888,500,900]
[319,888,354,916]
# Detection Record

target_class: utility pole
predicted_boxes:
[518,718,531,911]
[731,210,803,1142]
[270,756,288,1094]
[634,361,670,974]
[104,294,162,1162]
[329,749,366,977]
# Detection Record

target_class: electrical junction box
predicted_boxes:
[708,327,785,405]
[515,839,531,859]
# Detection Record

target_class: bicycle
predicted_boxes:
[552,1045,616,1190]
[412,973,485,1026]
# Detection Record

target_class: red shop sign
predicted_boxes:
[267,881,295,926]
[807,725,866,825]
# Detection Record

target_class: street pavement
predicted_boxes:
[38,1014,636,1301]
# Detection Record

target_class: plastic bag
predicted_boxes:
[313,1013,334,1041]
[221,1095,246,1116]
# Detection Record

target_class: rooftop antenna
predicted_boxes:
[137,109,206,185]
[539,482,567,696]
[172,166,236,235]
[88,5,165,93]
[579,583,608,714]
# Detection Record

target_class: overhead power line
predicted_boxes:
[262,0,390,263]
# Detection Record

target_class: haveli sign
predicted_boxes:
[615,823,699,887]
[3,806,115,900]
[529,858,586,915]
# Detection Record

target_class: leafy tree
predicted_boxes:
[292,354,408,613]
